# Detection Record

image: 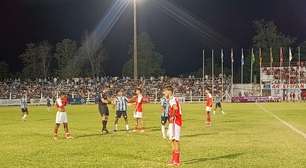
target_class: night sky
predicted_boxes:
[1,0,306,76]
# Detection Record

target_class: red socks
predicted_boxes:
[207,112,211,122]
[172,150,181,165]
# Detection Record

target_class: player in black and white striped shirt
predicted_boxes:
[113,89,129,132]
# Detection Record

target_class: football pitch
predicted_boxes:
[1,103,306,168]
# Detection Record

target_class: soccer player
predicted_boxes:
[53,93,73,140]
[213,94,224,115]
[160,89,169,139]
[47,96,51,112]
[20,95,28,121]
[165,86,182,166]
[133,88,144,133]
[113,89,129,132]
[97,90,110,134]
[205,90,213,127]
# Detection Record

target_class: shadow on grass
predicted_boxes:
[75,133,102,139]
[182,132,218,138]
[222,120,241,123]
[184,153,244,164]
[145,126,160,130]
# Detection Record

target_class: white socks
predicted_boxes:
[161,125,166,139]
[22,114,27,120]
[126,125,129,131]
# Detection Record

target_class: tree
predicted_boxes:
[122,32,164,77]
[20,43,39,78]
[79,32,107,77]
[299,41,306,61]
[19,41,52,79]
[0,61,9,79]
[252,20,296,83]
[54,39,78,78]
[38,41,52,79]
[253,20,296,65]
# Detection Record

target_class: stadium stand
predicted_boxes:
[0,74,231,103]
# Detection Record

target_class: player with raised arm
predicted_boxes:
[53,93,73,140]
[113,89,129,132]
[213,94,225,115]
[165,86,182,167]
[160,88,170,139]
[205,90,213,127]
[132,88,144,133]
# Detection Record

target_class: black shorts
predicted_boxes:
[116,111,127,119]
[21,108,28,114]
[215,102,222,108]
[47,103,51,107]
[99,106,109,116]
[161,116,169,125]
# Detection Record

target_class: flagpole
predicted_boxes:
[231,48,234,99]
[280,47,283,98]
[259,48,263,96]
[221,49,224,100]
[241,48,244,84]
[202,49,205,101]
[212,49,214,97]
[270,47,273,77]
[298,47,301,86]
[270,47,273,95]
[289,47,291,90]
[202,49,205,83]
[251,48,253,84]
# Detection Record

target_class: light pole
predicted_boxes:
[133,0,138,80]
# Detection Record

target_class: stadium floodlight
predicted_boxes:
[133,0,138,80]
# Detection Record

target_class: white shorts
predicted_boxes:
[206,106,212,112]
[134,112,143,119]
[55,112,68,124]
[167,123,181,141]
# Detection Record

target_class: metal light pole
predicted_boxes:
[133,0,138,80]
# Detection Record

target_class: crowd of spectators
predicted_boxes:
[0,74,231,101]
[262,64,306,84]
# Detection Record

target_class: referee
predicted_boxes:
[113,89,129,132]
[96,90,110,134]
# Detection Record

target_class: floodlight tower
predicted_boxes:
[133,0,138,80]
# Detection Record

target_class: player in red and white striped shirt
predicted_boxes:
[205,90,213,127]
[132,88,145,133]
[165,86,182,166]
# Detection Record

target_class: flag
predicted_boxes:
[270,47,273,66]
[289,47,293,62]
[221,49,224,63]
[280,47,284,66]
[259,48,263,66]
[251,48,255,64]
[231,48,234,63]
[241,48,244,66]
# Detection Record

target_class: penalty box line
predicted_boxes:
[256,103,306,139]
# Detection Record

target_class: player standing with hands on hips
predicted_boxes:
[165,86,182,166]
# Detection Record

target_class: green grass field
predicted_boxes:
[1,103,306,168]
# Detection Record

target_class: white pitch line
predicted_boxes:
[256,103,306,139]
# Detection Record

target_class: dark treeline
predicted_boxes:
[1,20,306,82]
